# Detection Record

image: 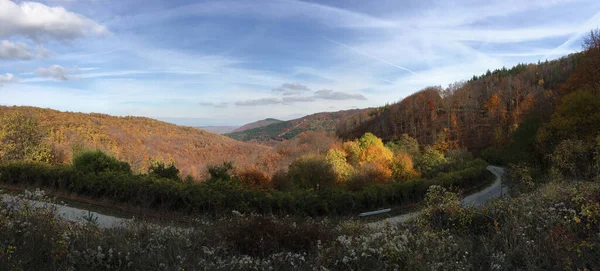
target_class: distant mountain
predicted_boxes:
[225,109,370,144]
[233,118,283,133]
[0,106,269,178]
[197,126,239,134]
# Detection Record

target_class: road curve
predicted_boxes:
[1,166,506,230]
[368,165,506,228]
[1,194,131,229]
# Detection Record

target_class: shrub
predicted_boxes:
[550,139,594,180]
[271,169,293,191]
[392,152,421,181]
[238,167,271,190]
[415,146,447,177]
[386,133,420,156]
[357,162,392,184]
[72,149,131,174]
[288,155,336,190]
[207,161,234,182]
[481,146,507,165]
[325,148,355,182]
[148,158,180,180]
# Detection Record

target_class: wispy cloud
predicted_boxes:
[199,101,228,108]
[35,65,71,81]
[235,97,281,106]
[0,40,33,60]
[315,89,367,100]
[325,38,417,75]
[0,73,19,85]
[272,83,311,95]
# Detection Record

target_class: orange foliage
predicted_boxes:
[393,152,421,181]
[237,167,272,190]
[360,145,393,165]
[358,162,392,184]
[0,106,270,179]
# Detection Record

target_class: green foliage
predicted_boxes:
[505,116,542,164]
[550,139,594,180]
[207,161,235,182]
[271,169,293,191]
[445,148,473,169]
[358,132,384,149]
[0,157,490,217]
[288,155,336,190]
[325,148,354,182]
[415,146,447,177]
[72,149,131,174]
[385,134,420,156]
[0,111,53,163]
[418,185,471,233]
[148,158,180,180]
[507,163,536,193]
[537,90,600,151]
[391,153,420,182]
[481,146,507,165]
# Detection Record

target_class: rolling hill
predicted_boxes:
[232,118,283,133]
[0,106,270,178]
[197,126,239,134]
[225,109,370,145]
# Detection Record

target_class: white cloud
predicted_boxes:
[315,89,367,100]
[272,83,311,95]
[0,40,34,60]
[0,73,19,85]
[0,0,108,41]
[235,97,281,106]
[198,101,228,108]
[35,65,70,80]
[0,40,53,60]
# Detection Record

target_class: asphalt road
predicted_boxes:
[368,165,506,228]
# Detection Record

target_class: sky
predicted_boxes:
[0,0,599,126]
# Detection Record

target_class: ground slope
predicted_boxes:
[0,106,270,178]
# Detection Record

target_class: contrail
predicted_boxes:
[325,38,417,75]
[544,10,600,60]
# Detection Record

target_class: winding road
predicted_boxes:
[368,165,506,228]
[1,166,506,230]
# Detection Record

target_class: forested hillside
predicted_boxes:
[232,118,283,133]
[226,109,370,145]
[0,106,269,178]
[337,53,579,153]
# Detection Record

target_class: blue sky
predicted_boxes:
[0,0,599,126]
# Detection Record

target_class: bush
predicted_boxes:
[481,146,507,165]
[288,155,336,190]
[0,157,490,217]
[415,146,447,177]
[550,139,594,180]
[72,150,131,174]
[237,167,271,190]
[271,169,293,191]
[207,161,234,182]
[147,158,180,180]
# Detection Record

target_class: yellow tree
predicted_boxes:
[325,148,354,182]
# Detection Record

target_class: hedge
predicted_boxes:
[0,159,490,217]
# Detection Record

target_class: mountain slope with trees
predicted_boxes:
[0,106,270,178]
[226,109,371,145]
[232,118,283,133]
[337,53,578,153]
